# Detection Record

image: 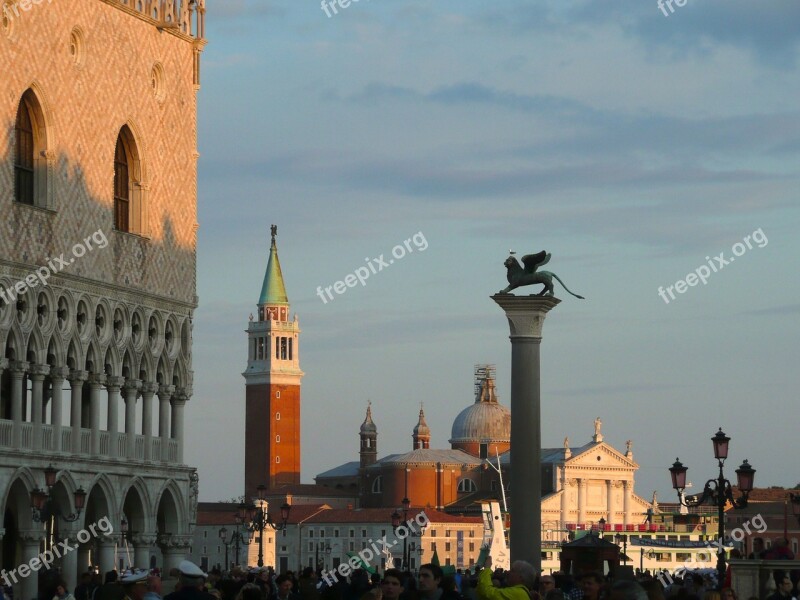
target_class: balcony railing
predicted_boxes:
[0,419,181,463]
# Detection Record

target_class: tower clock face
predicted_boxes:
[280,307,287,320]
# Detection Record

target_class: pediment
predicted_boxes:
[566,443,637,470]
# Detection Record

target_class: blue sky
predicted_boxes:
[186,0,800,504]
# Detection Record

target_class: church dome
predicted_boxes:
[449,366,510,444]
[360,403,377,434]
[449,401,510,443]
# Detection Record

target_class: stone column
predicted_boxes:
[29,364,50,451]
[606,480,614,522]
[69,370,88,454]
[577,479,586,525]
[560,478,570,528]
[98,535,116,575]
[88,373,106,456]
[60,525,80,592]
[157,385,174,461]
[10,361,29,448]
[123,379,141,459]
[141,382,157,461]
[50,367,70,452]
[159,534,192,585]
[492,294,559,571]
[171,390,188,463]
[19,530,45,600]
[623,480,632,526]
[131,534,157,570]
[77,545,92,574]
[105,376,125,458]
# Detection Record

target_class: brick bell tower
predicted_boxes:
[244,225,304,497]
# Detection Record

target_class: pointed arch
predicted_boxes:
[4,326,22,360]
[154,479,185,535]
[24,328,44,364]
[155,354,170,385]
[66,337,82,370]
[138,351,154,383]
[14,85,53,208]
[46,334,65,368]
[113,124,147,235]
[121,476,152,534]
[103,344,121,376]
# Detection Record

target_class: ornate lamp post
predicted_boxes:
[231,516,252,567]
[391,497,411,569]
[31,465,87,523]
[669,428,755,590]
[240,485,291,567]
[218,527,232,570]
[615,533,628,566]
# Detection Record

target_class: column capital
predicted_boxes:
[157,533,193,549]
[88,373,107,386]
[105,375,126,391]
[28,363,51,380]
[18,530,47,544]
[50,366,71,381]
[130,533,158,547]
[158,384,176,398]
[123,379,142,394]
[141,381,159,395]
[69,369,89,383]
[0,358,8,371]
[172,388,190,403]
[10,360,30,375]
[491,294,561,337]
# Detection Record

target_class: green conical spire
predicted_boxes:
[258,225,289,306]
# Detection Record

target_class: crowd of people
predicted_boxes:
[11,549,800,600]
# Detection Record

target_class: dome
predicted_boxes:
[449,368,510,443]
[449,401,510,443]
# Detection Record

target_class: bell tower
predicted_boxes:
[244,225,304,497]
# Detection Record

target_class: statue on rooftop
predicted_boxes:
[499,250,584,299]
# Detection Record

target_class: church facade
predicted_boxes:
[0,1,206,597]
[316,367,652,533]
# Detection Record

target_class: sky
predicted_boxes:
[186,0,800,505]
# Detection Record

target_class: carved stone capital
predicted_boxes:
[18,530,47,544]
[0,358,9,372]
[88,373,107,387]
[491,295,561,338]
[10,361,30,376]
[157,533,193,549]
[28,364,51,380]
[131,533,158,547]
[105,376,126,391]
[50,366,72,381]
[69,369,89,384]
[123,379,142,396]
[141,381,159,395]
[157,384,175,399]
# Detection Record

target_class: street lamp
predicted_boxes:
[598,517,606,539]
[239,485,292,567]
[30,465,87,523]
[219,527,232,570]
[391,497,411,569]
[229,516,252,567]
[669,428,755,590]
[615,534,628,566]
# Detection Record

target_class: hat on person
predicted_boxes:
[178,560,207,579]
[120,571,149,586]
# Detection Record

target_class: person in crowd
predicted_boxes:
[418,565,445,600]
[121,572,149,600]
[164,561,216,600]
[144,575,162,600]
[54,582,77,600]
[95,572,125,600]
[766,575,795,600]
[608,582,646,600]
[748,539,765,560]
[276,575,300,600]
[475,557,533,600]
[75,574,94,600]
[299,569,319,600]
[540,577,556,599]
[578,573,603,600]
[379,570,403,600]
[234,584,263,600]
